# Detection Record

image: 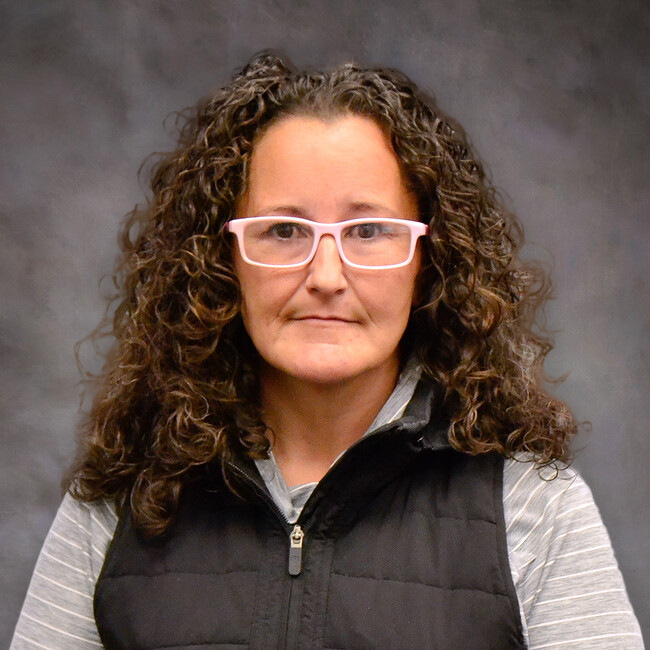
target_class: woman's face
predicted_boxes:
[233,115,421,388]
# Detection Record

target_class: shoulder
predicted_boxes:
[503,456,590,542]
[503,457,644,648]
[32,492,119,586]
[503,456,593,597]
[50,493,119,567]
[10,495,119,649]
[503,455,615,590]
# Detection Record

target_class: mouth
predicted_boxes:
[293,315,358,324]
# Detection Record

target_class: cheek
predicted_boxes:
[234,260,268,334]
[236,267,301,333]
[361,270,419,327]
[238,278,268,333]
[392,271,420,331]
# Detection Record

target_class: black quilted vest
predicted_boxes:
[94,386,525,649]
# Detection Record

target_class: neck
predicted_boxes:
[259,361,399,486]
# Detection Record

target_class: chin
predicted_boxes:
[269,352,396,387]
[258,340,402,387]
[280,362,362,385]
[294,369,362,385]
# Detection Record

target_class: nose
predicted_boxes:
[305,234,348,294]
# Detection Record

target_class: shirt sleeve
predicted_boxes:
[10,494,118,650]
[504,459,644,649]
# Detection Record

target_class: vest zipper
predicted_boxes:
[288,525,304,576]
[226,461,310,577]
[226,461,310,648]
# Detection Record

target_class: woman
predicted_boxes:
[12,54,643,649]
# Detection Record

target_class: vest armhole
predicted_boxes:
[493,456,528,648]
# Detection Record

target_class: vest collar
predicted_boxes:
[375,378,451,453]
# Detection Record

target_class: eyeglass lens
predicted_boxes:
[241,219,414,267]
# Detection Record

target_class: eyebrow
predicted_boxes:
[252,201,399,219]
[254,205,309,218]
[347,201,398,217]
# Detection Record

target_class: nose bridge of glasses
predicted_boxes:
[314,220,357,263]
[311,227,344,265]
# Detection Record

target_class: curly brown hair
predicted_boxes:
[67,53,577,536]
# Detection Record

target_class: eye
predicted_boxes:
[345,222,390,240]
[273,223,297,239]
[264,222,310,240]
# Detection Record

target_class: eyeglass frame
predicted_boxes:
[226,216,428,270]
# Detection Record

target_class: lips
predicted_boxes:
[293,315,358,323]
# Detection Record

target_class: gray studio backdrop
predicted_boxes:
[2,0,649,645]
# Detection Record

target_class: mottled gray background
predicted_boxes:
[2,0,648,645]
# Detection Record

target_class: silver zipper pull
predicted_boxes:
[288,524,304,576]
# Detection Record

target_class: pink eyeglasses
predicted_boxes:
[227,216,428,269]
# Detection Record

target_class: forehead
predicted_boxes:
[239,115,415,219]
[250,114,396,172]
